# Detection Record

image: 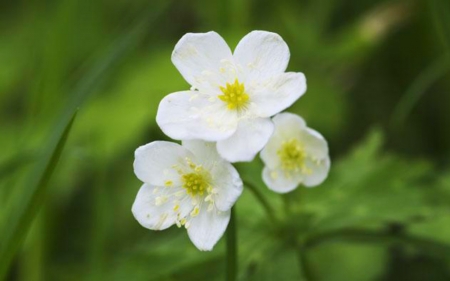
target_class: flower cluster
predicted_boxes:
[132,31,330,251]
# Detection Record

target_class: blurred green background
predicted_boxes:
[1,0,450,280]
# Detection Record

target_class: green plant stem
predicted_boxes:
[284,189,315,281]
[295,243,315,281]
[243,180,278,224]
[226,208,237,281]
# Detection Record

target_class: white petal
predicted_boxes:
[234,31,290,82]
[210,162,243,211]
[187,207,230,251]
[303,157,331,187]
[260,112,331,190]
[252,73,307,118]
[262,166,302,193]
[182,140,223,166]
[301,128,329,160]
[272,112,306,132]
[260,113,307,169]
[172,32,233,87]
[217,118,274,162]
[156,91,238,141]
[133,141,192,186]
[132,184,192,231]
[182,140,243,211]
[259,146,280,170]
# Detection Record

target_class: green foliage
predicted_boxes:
[0,111,78,279]
[1,0,450,280]
[298,129,439,232]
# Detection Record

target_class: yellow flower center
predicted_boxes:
[182,172,209,196]
[168,159,216,229]
[218,79,250,110]
[278,138,306,171]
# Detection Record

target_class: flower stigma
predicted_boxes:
[278,138,306,172]
[168,158,218,229]
[218,79,249,110]
[182,172,209,196]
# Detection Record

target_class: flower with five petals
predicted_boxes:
[132,140,243,251]
[156,31,306,162]
[260,112,330,193]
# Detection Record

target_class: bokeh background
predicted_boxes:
[1,0,450,280]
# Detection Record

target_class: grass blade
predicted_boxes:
[429,0,450,53]
[56,1,172,129]
[0,2,173,279]
[0,111,78,280]
[390,55,450,128]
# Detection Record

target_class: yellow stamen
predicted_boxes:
[182,172,209,197]
[190,206,200,217]
[218,79,249,111]
[277,138,306,172]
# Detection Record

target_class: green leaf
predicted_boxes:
[0,111,78,280]
[294,129,439,233]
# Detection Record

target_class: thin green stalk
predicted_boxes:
[295,243,315,281]
[281,194,292,217]
[226,208,237,281]
[0,111,78,280]
[20,212,44,281]
[391,54,450,128]
[284,188,315,281]
[429,0,450,53]
[243,180,278,224]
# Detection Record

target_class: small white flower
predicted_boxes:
[156,31,307,163]
[132,140,243,251]
[260,113,330,193]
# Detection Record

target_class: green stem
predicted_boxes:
[284,189,314,280]
[243,180,278,224]
[281,194,292,217]
[295,243,315,281]
[226,207,237,281]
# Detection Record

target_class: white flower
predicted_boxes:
[260,113,330,193]
[156,31,306,163]
[132,140,243,251]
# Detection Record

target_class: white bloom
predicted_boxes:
[260,113,330,193]
[156,31,306,163]
[132,140,243,251]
